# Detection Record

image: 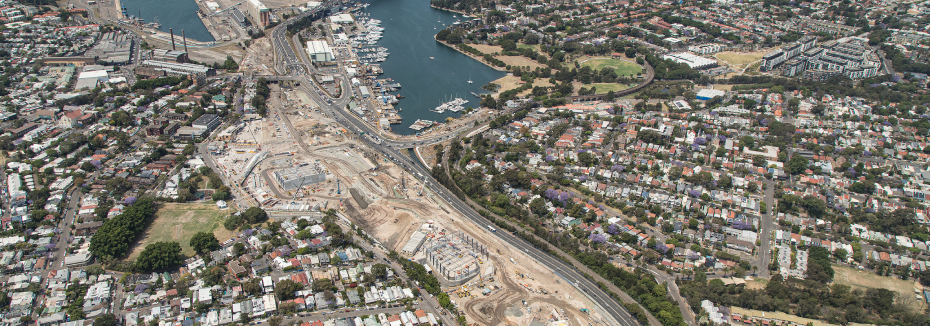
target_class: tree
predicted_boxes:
[274,279,304,301]
[740,136,755,149]
[624,47,636,58]
[93,314,118,326]
[232,242,245,256]
[786,155,809,175]
[242,278,262,296]
[135,242,183,272]
[577,152,598,167]
[371,264,389,280]
[86,265,105,275]
[834,248,848,261]
[807,246,834,283]
[529,197,548,215]
[223,56,239,71]
[202,267,226,286]
[437,292,453,309]
[268,316,283,326]
[850,181,875,194]
[242,207,268,224]
[190,231,220,254]
[224,215,244,231]
[90,199,157,259]
[523,33,540,44]
[800,195,827,218]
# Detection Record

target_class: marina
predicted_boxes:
[431,97,469,114]
[359,0,505,135]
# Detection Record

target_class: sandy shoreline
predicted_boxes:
[429,4,469,16]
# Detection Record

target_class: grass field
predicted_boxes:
[587,83,633,93]
[745,62,762,75]
[497,55,545,69]
[489,76,553,98]
[579,58,642,77]
[715,51,766,66]
[127,202,236,259]
[470,44,502,55]
[517,43,542,52]
[834,265,923,312]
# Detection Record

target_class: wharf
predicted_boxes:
[114,0,124,19]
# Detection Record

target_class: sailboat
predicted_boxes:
[467,74,473,84]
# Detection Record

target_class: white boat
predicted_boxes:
[467,74,473,84]
[431,97,469,113]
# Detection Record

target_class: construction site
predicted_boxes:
[202,83,619,326]
[399,223,489,285]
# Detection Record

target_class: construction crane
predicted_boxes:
[205,0,247,17]
[246,122,261,149]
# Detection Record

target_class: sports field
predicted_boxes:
[127,203,236,258]
[579,58,642,77]
[834,265,923,312]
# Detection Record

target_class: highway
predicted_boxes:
[265,7,643,326]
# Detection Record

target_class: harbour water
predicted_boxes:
[121,0,215,42]
[361,0,505,135]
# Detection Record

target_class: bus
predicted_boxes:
[488,225,496,232]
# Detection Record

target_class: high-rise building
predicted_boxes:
[246,0,269,27]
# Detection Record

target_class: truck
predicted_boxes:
[488,225,496,232]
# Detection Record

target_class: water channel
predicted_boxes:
[121,0,215,42]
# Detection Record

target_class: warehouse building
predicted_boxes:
[134,60,215,83]
[85,32,134,64]
[662,52,718,69]
[74,68,109,90]
[305,40,334,63]
[149,49,189,63]
[696,88,726,101]
[329,13,354,24]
